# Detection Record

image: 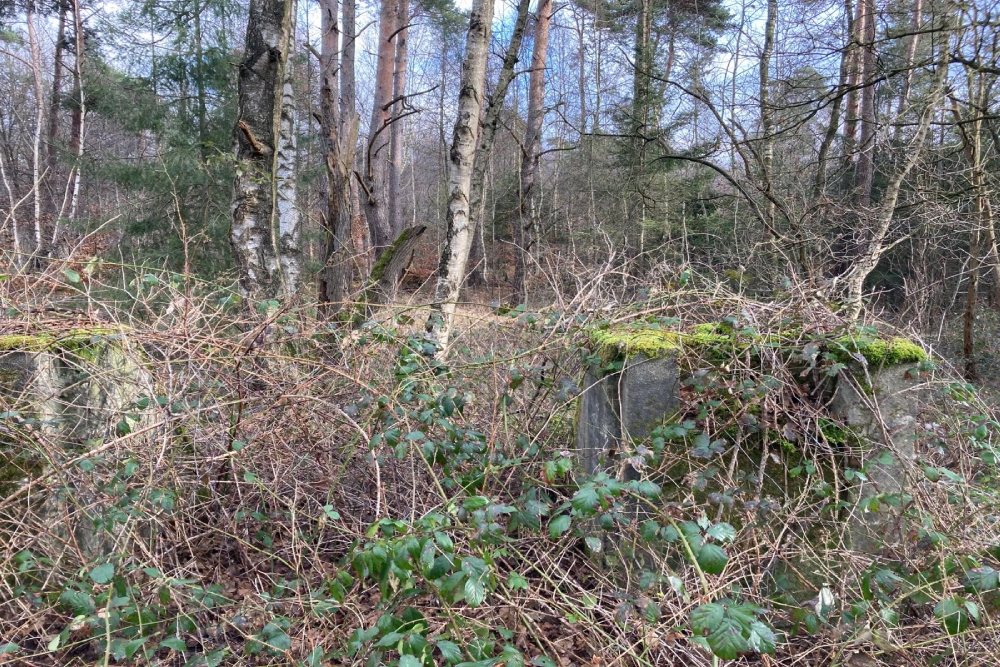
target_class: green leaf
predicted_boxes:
[584,536,603,553]
[159,637,187,652]
[0,643,19,655]
[399,649,422,665]
[963,567,1000,593]
[690,602,725,634]
[464,575,486,607]
[747,621,776,654]
[304,646,325,667]
[696,544,728,575]
[571,485,600,514]
[548,514,571,538]
[59,590,95,614]
[705,522,736,543]
[89,562,115,584]
[437,640,463,663]
[530,657,558,667]
[707,617,750,660]
[192,648,227,667]
[507,571,528,590]
[935,596,975,635]
[62,267,81,284]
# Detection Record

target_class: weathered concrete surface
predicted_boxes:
[620,355,679,442]
[1,331,150,557]
[576,369,620,475]
[831,364,926,554]
[576,354,678,479]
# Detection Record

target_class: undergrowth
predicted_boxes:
[1,265,1000,665]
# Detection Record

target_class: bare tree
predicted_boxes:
[317,0,359,314]
[466,0,531,287]
[426,0,497,351]
[512,0,553,305]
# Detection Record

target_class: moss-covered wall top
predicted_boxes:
[587,321,928,368]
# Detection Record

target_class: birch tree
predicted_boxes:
[466,0,531,287]
[426,0,496,351]
[230,0,301,299]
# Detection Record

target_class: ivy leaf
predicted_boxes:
[696,544,728,575]
[548,514,571,538]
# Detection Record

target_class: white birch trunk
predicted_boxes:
[426,0,496,352]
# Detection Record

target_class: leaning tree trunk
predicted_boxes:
[512,0,553,306]
[426,0,497,352]
[230,0,301,300]
[467,0,531,288]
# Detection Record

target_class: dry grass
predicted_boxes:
[1,260,1000,666]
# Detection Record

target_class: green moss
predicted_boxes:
[818,418,848,445]
[588,322,928,369]
[0,328,121,361]
[588,325,736,359]
[831,336,928,366]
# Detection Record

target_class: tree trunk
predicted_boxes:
[855,0,877,207]
[362,0,398,255]
[193,0,210,161]
[840,24,949,319]
[814,0,853,197]
[512,0,553,305]
[632,0,653,149]
[758,0,777,226]
[45,1,67,218]
[230,0,301,300]
[842,0,863,163]
[26,0,45,260]
[65,0,87,232]
[893,0,922,142]
[426,0,496,352]
[317,0,359,315]
[388,0,409,237]
[467,0,531,288]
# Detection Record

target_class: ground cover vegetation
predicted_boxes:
[2,0,1000,664]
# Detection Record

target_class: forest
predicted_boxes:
[2,0,1000,664]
